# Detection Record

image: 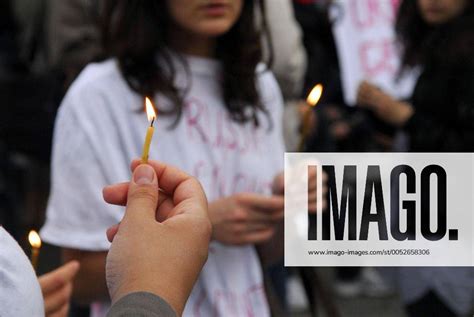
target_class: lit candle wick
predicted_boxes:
[142,97,157,163]
[298,84,323,151]
[28,230,41,272]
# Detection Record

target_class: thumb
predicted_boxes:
[272,173,284,195]
[124,164,159,224]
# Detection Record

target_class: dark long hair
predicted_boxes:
[102,0,272,127]
[395,0,474,69]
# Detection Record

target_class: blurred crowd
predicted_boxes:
[0,0,473,316]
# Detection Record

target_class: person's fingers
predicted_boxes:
[261,195,284,210]
[357,82,367,94]
[247,208,283,223]
[104,188,174,242]
[308,168,328,191]
[308,176,317,192]
[131,159,208,219]
[103,182,170,210]
[239,193,284,213]
[308,201,327,213]
[247,212,282,223]
[39,261,80,295]
[131,159,196,196]
[103,164,196,222]
[44,283,72,315]
[47,302,69,317]
[308,181,327,198]
[229,222,275,238]
[244,211,271,223]
[245,222,277,232]
[107,192,179,222]
[241,228,275,245]
[308,192,318,213]
[124,164,159,224]
[322,199,327,211]
[169,177,207,216]
[272,173,284,195]
[106,223,120,242]
[308,180,328,210]
[321,183,328,196]
[357,82,377,107]
[155,196,177,221]
[322,171,328,182]
[358,97,372,108]
[103,182,129,205]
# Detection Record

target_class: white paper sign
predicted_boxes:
[331,0,418,105]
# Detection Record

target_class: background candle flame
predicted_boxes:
[28,230,41,248]
[306,84,323,107]
[145,97,157,123]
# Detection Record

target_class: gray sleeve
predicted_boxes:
[107,292,177,317]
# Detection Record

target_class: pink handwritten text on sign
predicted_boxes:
[332,0,416,105]
[349,0,400,28]
[349,0,401,77]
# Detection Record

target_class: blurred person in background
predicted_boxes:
[1,222,80,317]
[47,0,307,154]
[1,0,60,163]
[293,0,395,304]
[47,0,306,98]
[357,0,474,316]
[46,0,307,312]
[0,0,61,246]
[40,0,320,316]
[260,0,307,311]
[0,1,81,315]
[293,0,391,154]
[357,0,473,151]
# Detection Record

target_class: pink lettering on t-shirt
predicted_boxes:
[184,97,266,154]
[244,283,266,317]
[185,98,210,143]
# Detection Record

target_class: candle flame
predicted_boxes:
[28,230,41,249]
[306,84,323,107]
[145,97,157,124]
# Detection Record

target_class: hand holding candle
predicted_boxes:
[28,230,41,272]
[298,84,323,151]
[142,97,157,163]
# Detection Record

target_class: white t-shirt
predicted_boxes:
[0,227,44,316]
[41,55,285,317]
